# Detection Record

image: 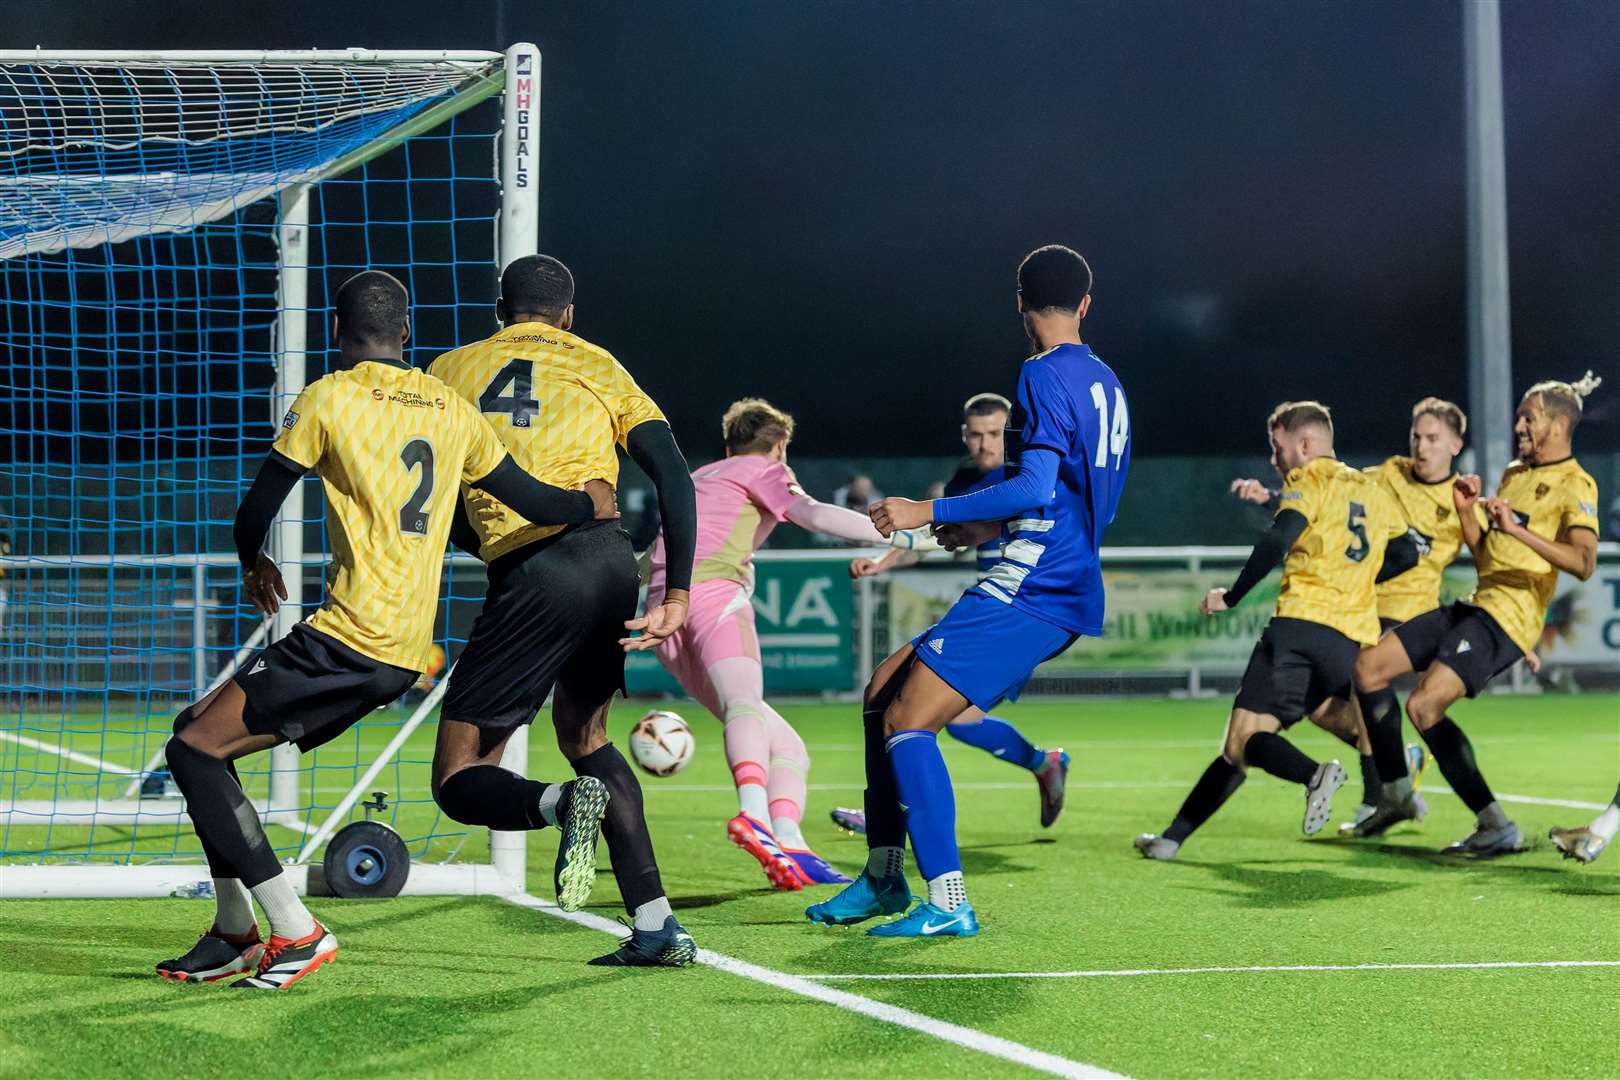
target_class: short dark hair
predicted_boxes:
[722,398,795,455]
[963,392,1012,420]
[333,270,409,346]
[1411,396,1467,438]
[500,254,575,322]
[1017,245,1092,312]
[1268,400,1334,441]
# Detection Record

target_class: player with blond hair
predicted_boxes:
[645,398,912,890]
[1352,373,1602,852]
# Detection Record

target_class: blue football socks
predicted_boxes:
[946,714,1047,772]
[886,729,961,881]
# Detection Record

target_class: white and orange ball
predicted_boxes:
[628,709,695,777]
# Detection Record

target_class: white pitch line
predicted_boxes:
[0,730,141,776]
[802,960,1620,982]
[644,780,1193,794]
[1425,786,1608,812]
[502,892,1125,1080]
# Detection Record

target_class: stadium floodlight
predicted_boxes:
[0,45,541,898]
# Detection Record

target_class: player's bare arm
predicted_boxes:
[1482,497,1597,581]
[935,520,1003,551]
[1453,473,1485,559]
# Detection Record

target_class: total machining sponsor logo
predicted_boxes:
[371,388,442,409]
[513,51,535,190]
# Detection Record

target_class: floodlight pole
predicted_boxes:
[490,41,541,891]
[1464,0,1513,489]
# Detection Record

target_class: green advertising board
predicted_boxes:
[625,557,856,695]
[887,562,1501,673]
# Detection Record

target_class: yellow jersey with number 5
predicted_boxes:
[428,322,665,562]
[1273,456,1406,645]
[272,360,509,671]
[1466,457,1600,653]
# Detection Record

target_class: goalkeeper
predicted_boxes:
[644,398,915,893]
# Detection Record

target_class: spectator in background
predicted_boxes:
[833,474,883,513]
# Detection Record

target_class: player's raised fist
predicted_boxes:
[1453,473,1482,510]
[1230,478,1273,505]
[849,558,882,579]
[1482,496,1517,532]
[1200,587,1230,616]
[243,553,288,617]
[582,478,619,520]
[869,497,930,537]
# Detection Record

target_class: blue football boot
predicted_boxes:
[805,871,911,926]
[866,900,979,938]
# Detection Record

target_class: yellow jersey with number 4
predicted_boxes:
[428,323,665,562]
[1367,456,1473,624]
[272,360,508,671]
[1273,456,1406,645]
[1466,457,1600,653]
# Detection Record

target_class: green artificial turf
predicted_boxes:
[3,693,1618,1079]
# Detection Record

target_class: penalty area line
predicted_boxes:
[502,892,1126,1080]
[801,959,1620,981]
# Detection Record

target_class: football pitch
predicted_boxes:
[3,693,1617,1079]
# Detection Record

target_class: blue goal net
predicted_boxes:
[0,51,520,885]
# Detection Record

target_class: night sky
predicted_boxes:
[13,0,1618,461]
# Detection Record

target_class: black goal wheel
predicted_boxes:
[323,820,410,899]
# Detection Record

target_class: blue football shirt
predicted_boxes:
[944,462,1008,580]
[979,344,1130,635]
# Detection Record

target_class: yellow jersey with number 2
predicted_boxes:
[272,359,509,671]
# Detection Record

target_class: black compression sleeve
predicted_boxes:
[233,452,305,572]
[1375,533,1421,583]
[447,497,482,557]
[1224,508,1308,607]
[626,420,697,592]
[471,456,595,528]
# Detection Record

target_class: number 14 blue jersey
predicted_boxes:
[981,343,1130,636]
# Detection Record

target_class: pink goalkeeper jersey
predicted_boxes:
[648,454,804,595]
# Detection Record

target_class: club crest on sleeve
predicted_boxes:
[281,410,299,430]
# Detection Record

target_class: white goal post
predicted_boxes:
[0,44,541,899]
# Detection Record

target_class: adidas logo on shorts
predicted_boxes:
[927,638,944,655]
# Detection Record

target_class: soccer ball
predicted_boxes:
[628,710,695,777]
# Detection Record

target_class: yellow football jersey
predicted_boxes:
[428,322,665,562]
[1367,456,1473,623]
[1466,457,1600,653]
[272,360,509,671]
[1273,456,1407,645]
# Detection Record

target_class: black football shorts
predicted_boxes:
[230,623,417,752]
[441,521,641,730]
[1233,617,1360,727]
[1391,602,1523,698]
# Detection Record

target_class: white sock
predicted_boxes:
[1592,801,1620,844]
[926,871,967,912]
[249,872,316,939]
[633,895,674,932]
[866,845,904,880]
[211,878,256,936]
[772,817,806,850]
[737,783,770,823]
[537,783,564,827]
